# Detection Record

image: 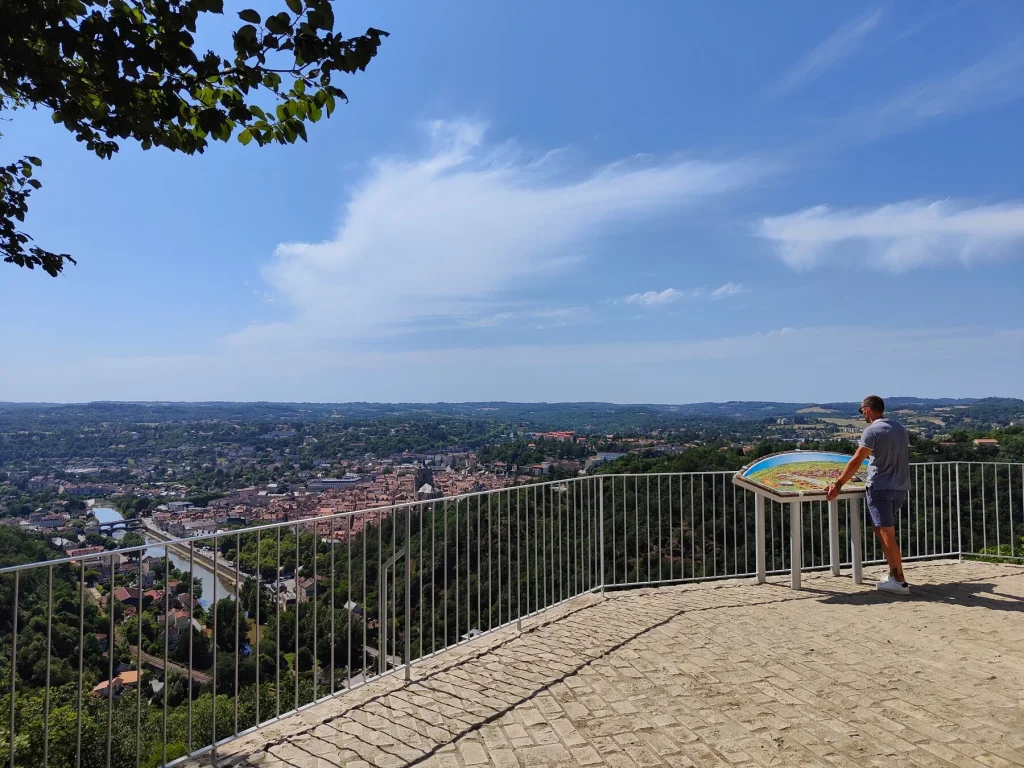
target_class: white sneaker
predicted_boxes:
[876,576,910,595]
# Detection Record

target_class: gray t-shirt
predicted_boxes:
[858,418,910,491]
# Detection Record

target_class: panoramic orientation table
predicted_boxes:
[733,451,868,589]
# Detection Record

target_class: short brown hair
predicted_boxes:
[862,395,885,414]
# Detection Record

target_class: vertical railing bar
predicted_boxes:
[361,510,366,683]
[76,561,85,768]
[419,501,424,664]
[9,571,19,768]
[467,493,473,638]
[404,506,411,681]
[188,541,195,754]
[702,474,707,578]
[391,507,397,671]
[212,536,218,751]
[443,501,448,650]
[346,515,352,691]
[478,495,483,633]
[330,518,336,697]
[44,565,52,768]
[562,482,567,599]
[634,476,639,583]
[518,486,523,627]
[255,529,260,726]
[542,484,548,606]
[163,548,170,764]
[234,532,241,733]
[312,522,319,702]
[136,551,142,768]
[916,464,921,557]
[688,475,694,580]
[454,498,459,642]
[733,480,738,575]
[275,528,281,720]
[106,553,114,768]
[609,477,615,587]
[1012,464,1018,559]
[496,491,501,628]
[955,464,962,560]
[295,522,300,707]
[508,490,513,624]
[429,501,436,658]
[659,475,667,581]
[599,476,606,595]
[378,510,384,676]
[982,464,987,553]
[643,475,651,581]
[995,464,1001,554]
[534,484,539,611]
[969,463,973,555]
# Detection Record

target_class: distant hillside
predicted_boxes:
[1,397,1021,434]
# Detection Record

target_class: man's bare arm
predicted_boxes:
[825,446,871,501]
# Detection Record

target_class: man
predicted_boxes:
[826,395,911,595]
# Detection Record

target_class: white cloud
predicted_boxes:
[625,284,748,305]
[759,200,1024,271]
[624,288,691,306]
[767,10,882,98]
[230,120,761,348]
[710,282,748,300]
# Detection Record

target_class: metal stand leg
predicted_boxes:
[755,494,766,584]
[850,497,863,585]
[828,500,840,577]
[789,500,802,590]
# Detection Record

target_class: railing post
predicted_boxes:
[789,500,802,590]
[379,569,387,676]
[405,507,412,682]
[828,500,840,577]
[754,494,766,584]
[599,476,606,596]
[955,463,963,561]
[850,496,863,585]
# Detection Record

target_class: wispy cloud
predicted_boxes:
[231,120,761,348]
[710,282,748,300]
[625,283,748,305]
[839,43,1024,144]
[455,307,589,329]
[624,288,694,306]
[766,10,883,99]
[759,200,1024,271]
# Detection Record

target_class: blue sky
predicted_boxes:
[1,1,1023,403]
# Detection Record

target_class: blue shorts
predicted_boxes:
[865,487,907,528]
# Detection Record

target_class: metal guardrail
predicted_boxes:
[0,462,1020,767]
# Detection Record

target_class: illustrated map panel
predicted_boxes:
[739,452,866,493]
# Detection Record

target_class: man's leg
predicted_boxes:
[872,525,905,582]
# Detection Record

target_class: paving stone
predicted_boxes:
[179,562,1023,768]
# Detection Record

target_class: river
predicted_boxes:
[91,507,235,607]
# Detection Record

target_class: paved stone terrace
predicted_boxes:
[190,560,1024,768]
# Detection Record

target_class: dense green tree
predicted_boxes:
[1,0,386,275]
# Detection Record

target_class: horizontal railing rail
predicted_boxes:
[0,462,1020,767]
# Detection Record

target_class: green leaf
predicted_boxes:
[285,0,302,13]
[27,179,42,190]
[238,9,260,23]
[265,12,290,34]
[27,156,42,166]
[238,128,253,146]
[294,80,305,95]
